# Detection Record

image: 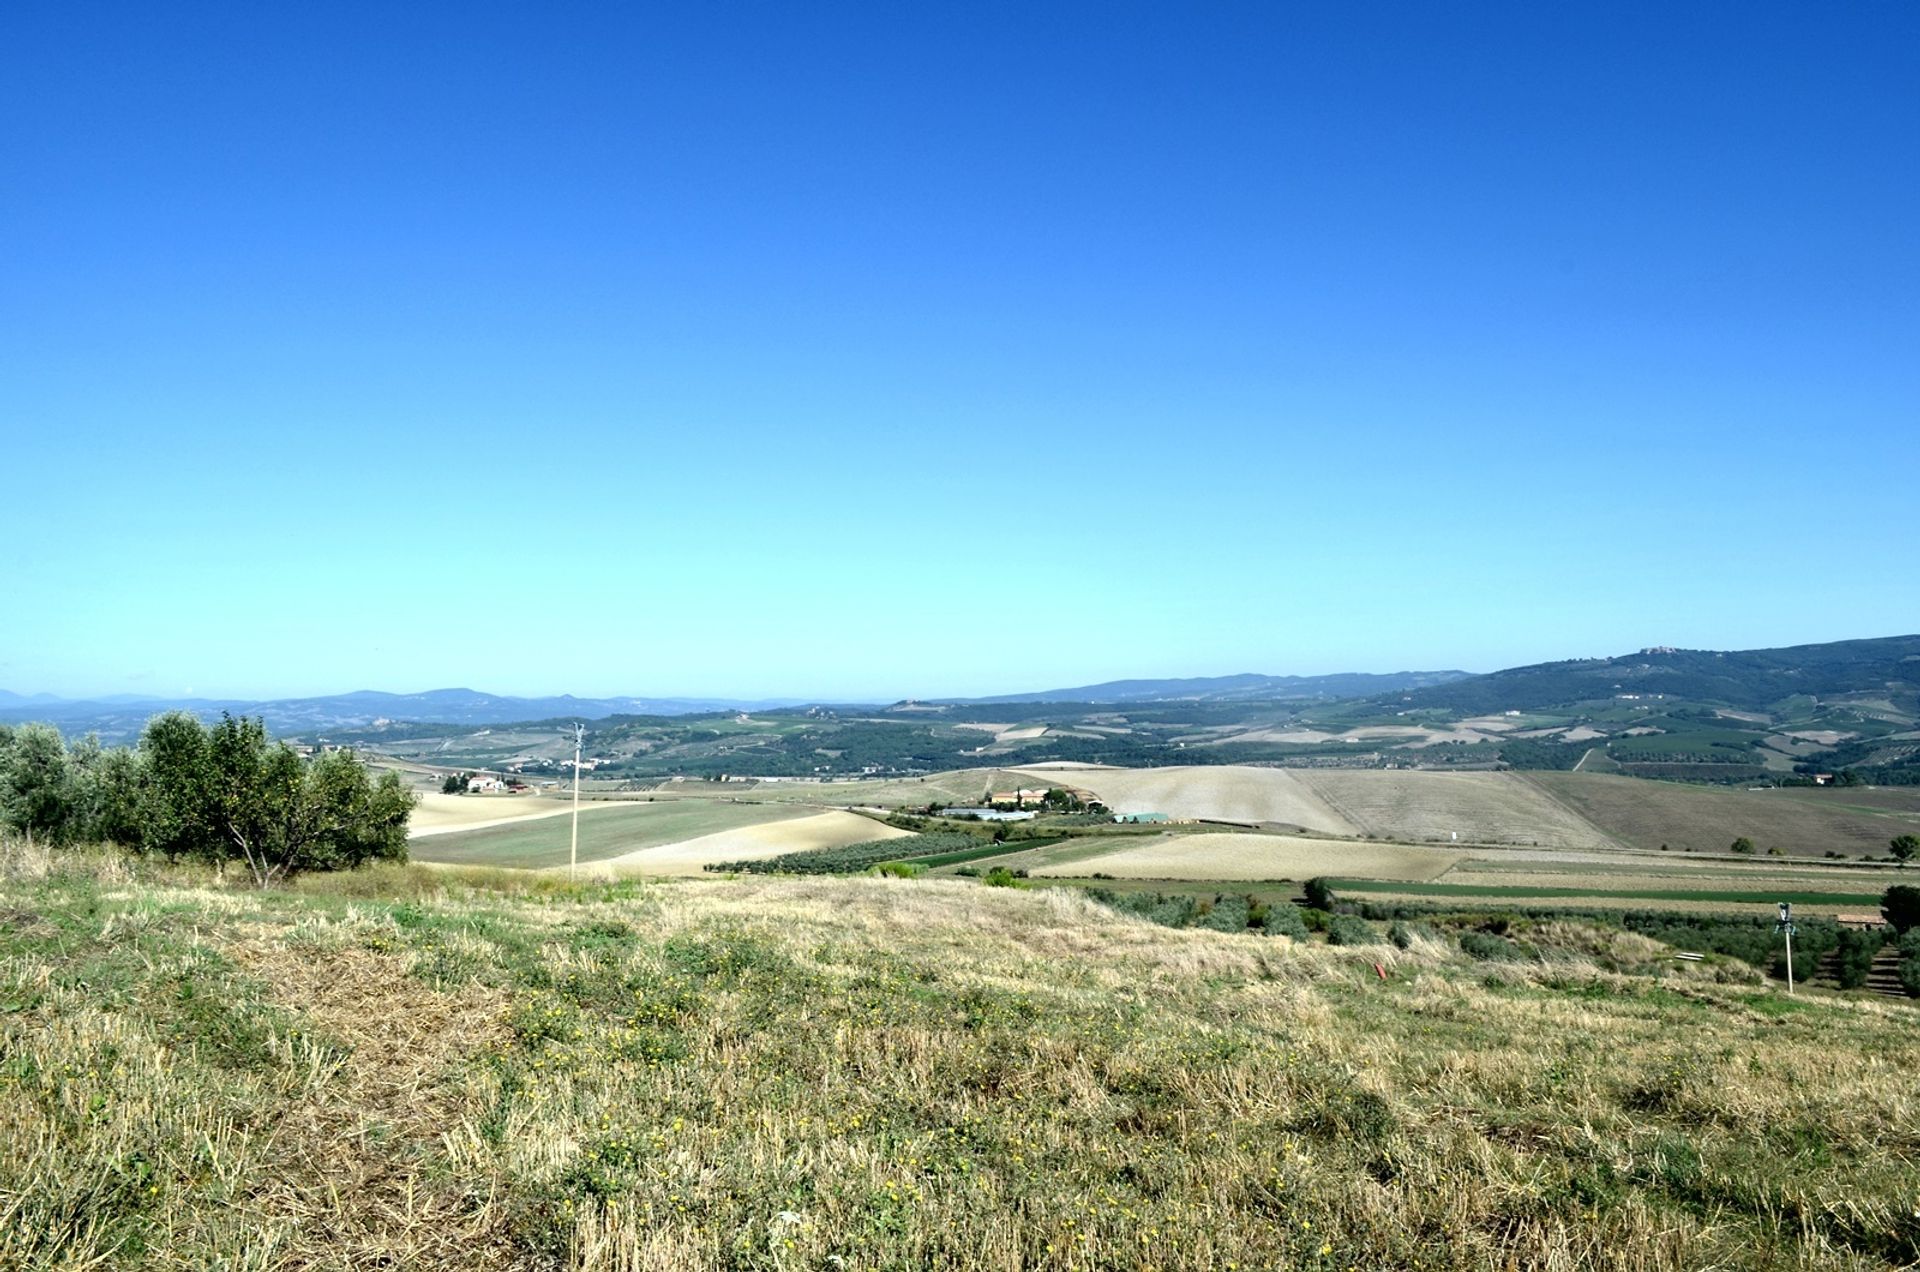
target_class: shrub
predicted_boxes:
[1389,920,1438,950]
[1832,928,1886,989]
[1730,837,1756,855]
[1263,902,1310,940]
[1460,931,1522,961]
[1327,915,1381,946]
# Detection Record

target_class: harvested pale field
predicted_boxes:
[408,799,814,869]
[409,791,582,836]
[1204,728,1338,745]
[1295,770,1619,849]
[1033,832,1460,881]
[1017,764,1360,833]
[1524,772,1920,856]
[588,810,912,876]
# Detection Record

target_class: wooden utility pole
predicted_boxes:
[1777,901,1797,995]
[569,723,584,881]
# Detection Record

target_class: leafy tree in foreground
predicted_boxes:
[139,712,414,887]
[0,722,76,844]
[67,734,144,846]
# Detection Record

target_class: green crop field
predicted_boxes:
[409,799,811,869]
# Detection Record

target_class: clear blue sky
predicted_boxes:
[4,1,1916,702]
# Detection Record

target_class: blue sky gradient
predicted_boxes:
[4,2,1916,700]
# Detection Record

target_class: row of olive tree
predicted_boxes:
[0,714,415,887]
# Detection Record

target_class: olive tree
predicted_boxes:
[139,712,414,886]
[0,722,76,844]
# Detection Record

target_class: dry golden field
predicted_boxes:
[1016,764,1361,831]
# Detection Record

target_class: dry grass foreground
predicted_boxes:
[2,840,1918,1270]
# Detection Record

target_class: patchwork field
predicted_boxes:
[409,800,818,869]
[669,768,1044,809]
[1524,772,1920,857]
[588,811,912,876]
[1016,764,1360,832]
[1028,832,1459,881]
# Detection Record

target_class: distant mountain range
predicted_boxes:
[6,636,1916,743]
[947,670,1474,705]
[0,688,809,741]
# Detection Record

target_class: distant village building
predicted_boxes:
[1835,913,1888,930]
[1112,812,1170,824]
[467,775,506,793]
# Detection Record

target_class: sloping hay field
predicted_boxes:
[1035,832,1459,881]
[411,792,587,837]
[408,800,813,869]
[1524,772,1920,856]
[1019,765,1359,833]
[1296,771,1619,850]
[591,811,911,876]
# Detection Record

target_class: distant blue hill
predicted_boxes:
[0,688,810,742]
[948,670,1474,705]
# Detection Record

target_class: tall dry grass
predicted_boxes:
[2,837,1916,1269]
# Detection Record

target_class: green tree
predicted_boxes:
[441,772,467,795]
[1882,885,1920,934]
[67,734,144,846]
[1730,837,1756,855]
[1891,834,1919,862]
[138,712,414,886]
[1303,877,1336,911]
[0,722,76,844]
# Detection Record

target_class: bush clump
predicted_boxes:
[1327,915,1382,946]
[1460,931,1524,961]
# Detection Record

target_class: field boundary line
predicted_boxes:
[1515,770,1633,851]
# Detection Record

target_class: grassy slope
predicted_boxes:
[4,845,1919,1270]
[408,799,811,868]
[1526,772,1920,857]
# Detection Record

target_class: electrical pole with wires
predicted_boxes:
[569,723,585,882]
[1776,901,1797,995]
